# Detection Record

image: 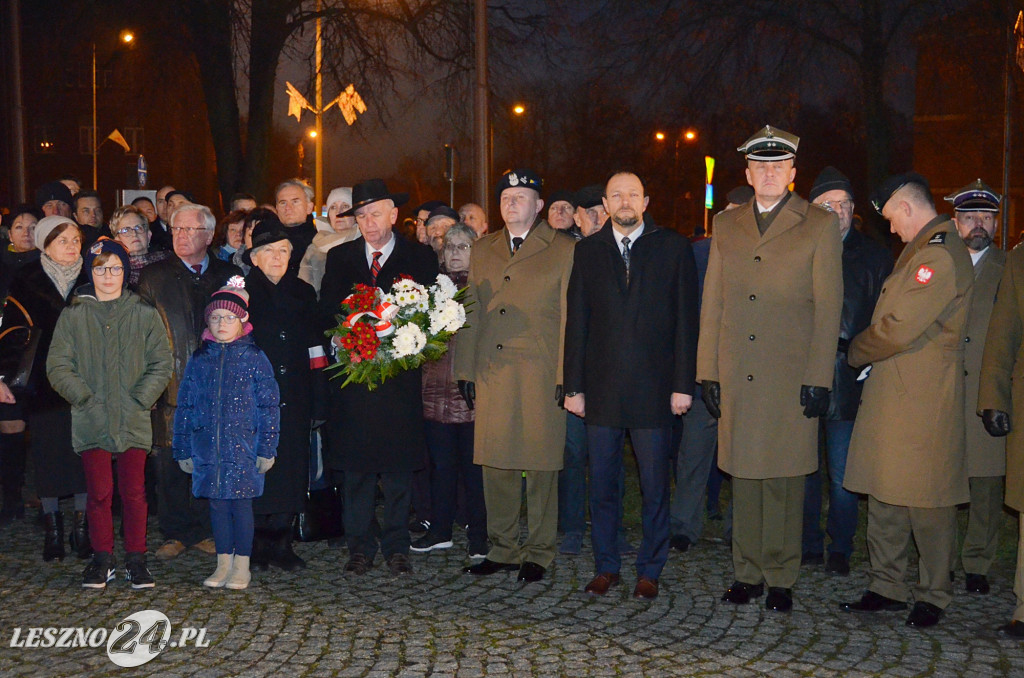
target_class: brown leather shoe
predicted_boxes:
[584,572,620,595]
[344,553,372,575]
[388,552,414,576]
[191,538,217,555]
[633,576,659,599]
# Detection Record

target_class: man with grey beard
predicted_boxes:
[946,179,1006,596]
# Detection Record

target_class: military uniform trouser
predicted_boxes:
[1014,518,1024,622]
[960,475,1005,575]
[483,467,558,569]
[867,496,956,609]
[732,476,804,589]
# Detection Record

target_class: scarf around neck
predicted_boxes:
[40,253,83,299]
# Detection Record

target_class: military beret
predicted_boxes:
[725,185,754,206]
[737,125,799,161]
[870,172,930,215]
[944,178,1000,212]
[495,168,543,200]
[574,185,604,209]
[548,190,577,209]
[809,166,853,203]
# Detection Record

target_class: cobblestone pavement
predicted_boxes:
[1,512,1023,677]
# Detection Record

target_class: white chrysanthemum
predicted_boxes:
[441,299,466,332]
[391,323,427,358]
[392,279,428,308]
[432,274,458,302]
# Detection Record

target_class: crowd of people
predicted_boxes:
[1,123,1023,636]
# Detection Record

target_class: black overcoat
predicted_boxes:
[245,267,329,513]
[319,234,439,473]
[563,216,699,428]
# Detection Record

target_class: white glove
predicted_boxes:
[256,456,275,474]
[178,458,194,474]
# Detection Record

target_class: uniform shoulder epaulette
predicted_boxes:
[927,232,946,245]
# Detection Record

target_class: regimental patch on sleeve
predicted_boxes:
[927,232,946,245]
[915,265,934,284]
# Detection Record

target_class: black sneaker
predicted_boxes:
[410,532,453,552]
[409,519,430,536]
[125,553,155,589]
[82,553,116,589]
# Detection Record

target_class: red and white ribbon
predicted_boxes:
[343,301,398,337]
[308,345,328,369]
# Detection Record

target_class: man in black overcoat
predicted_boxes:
[319,179,439,576]
[563,171,699,600]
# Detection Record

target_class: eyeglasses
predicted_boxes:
[93,265,124,276]
[444,242,472,253]
[170,226,210,235]
[115,225,146,235]
[208,315,240,324]
[818,199,853,213]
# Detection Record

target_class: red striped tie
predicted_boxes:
[370,251,382,286]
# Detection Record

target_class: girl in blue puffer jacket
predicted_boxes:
[173,276,280,590]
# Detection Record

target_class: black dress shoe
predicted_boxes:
[999,620,1024,638]
[765,587,793,612]
[906,601,942,627]
[463,558,518,575]
[721,581,764,604]
[825,552,850,576]
[965,572,990,594]
[801,551,824,566]
[670,535,691,552]
[839,590,908,613]
[517,561,546,583]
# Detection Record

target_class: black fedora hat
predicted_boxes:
[242,211,290,267]
[341,179,409,217]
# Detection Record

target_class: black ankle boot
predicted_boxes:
[43,511,65,562]
[271,529,306,571]
[68,511,93,559]
[250,529,271,572]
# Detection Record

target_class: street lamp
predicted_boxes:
[655,128,700,231]
[92,29,136,190]
[513,104,526,116]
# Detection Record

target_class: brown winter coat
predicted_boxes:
[845,216,974,507]
[963,246,1006,477]
[453,220,575,471]
[978,245,1024,511]
[696,193,843,478]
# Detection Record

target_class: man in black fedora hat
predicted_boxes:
[318,178,438,577]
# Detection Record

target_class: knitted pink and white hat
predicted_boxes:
[205,275,249,321]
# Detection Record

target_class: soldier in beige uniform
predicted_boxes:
[978,241,1024,638]
[945,180,1006,595]
[698,125,843,613]
[841,173,974,628]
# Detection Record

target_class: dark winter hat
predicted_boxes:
[944,178,1001,213]
[495,168,543,201]
[809,167,854,203]
[725,185,754,206]
[548,190,577,209]
[426,205,460,223]
[341,179,409,217]
[414,200,447,216]
[84,237,132,289]
[205,275,250,322]
[871,172,930,215]
[164,190,194,205]
[574,185,604,210]
[34,181,73,210]
[242,212,290,267]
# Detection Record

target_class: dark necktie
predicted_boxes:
[511,237,523,255]
[370,251,382,286]
[191,264,202,274]
[621,236,631,283]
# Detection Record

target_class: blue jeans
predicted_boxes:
[588,426,671,580]
[802,419,858,557]
[209,498,254,556]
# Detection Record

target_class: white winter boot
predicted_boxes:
[225,554,251,590]
[204,553,233,588]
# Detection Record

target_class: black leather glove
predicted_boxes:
[457,380,475,410]
[982,409,1011,437]
[702,380,721,419]
[555,384,564,408]
[800,385,830,418]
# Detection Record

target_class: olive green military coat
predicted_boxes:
[454,220,576,471]
[978,245,1024,511]
[697,193,843,479]
[963,246,1006,477]
[845,216,974,507]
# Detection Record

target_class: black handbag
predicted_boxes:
[0,296,40,393]
[293,429,344,542]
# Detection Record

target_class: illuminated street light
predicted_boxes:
[655,131,666,141]
[513,104,526,115]
[120,30,134,44]
[308,129,318,139]
[684,129,697,142]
